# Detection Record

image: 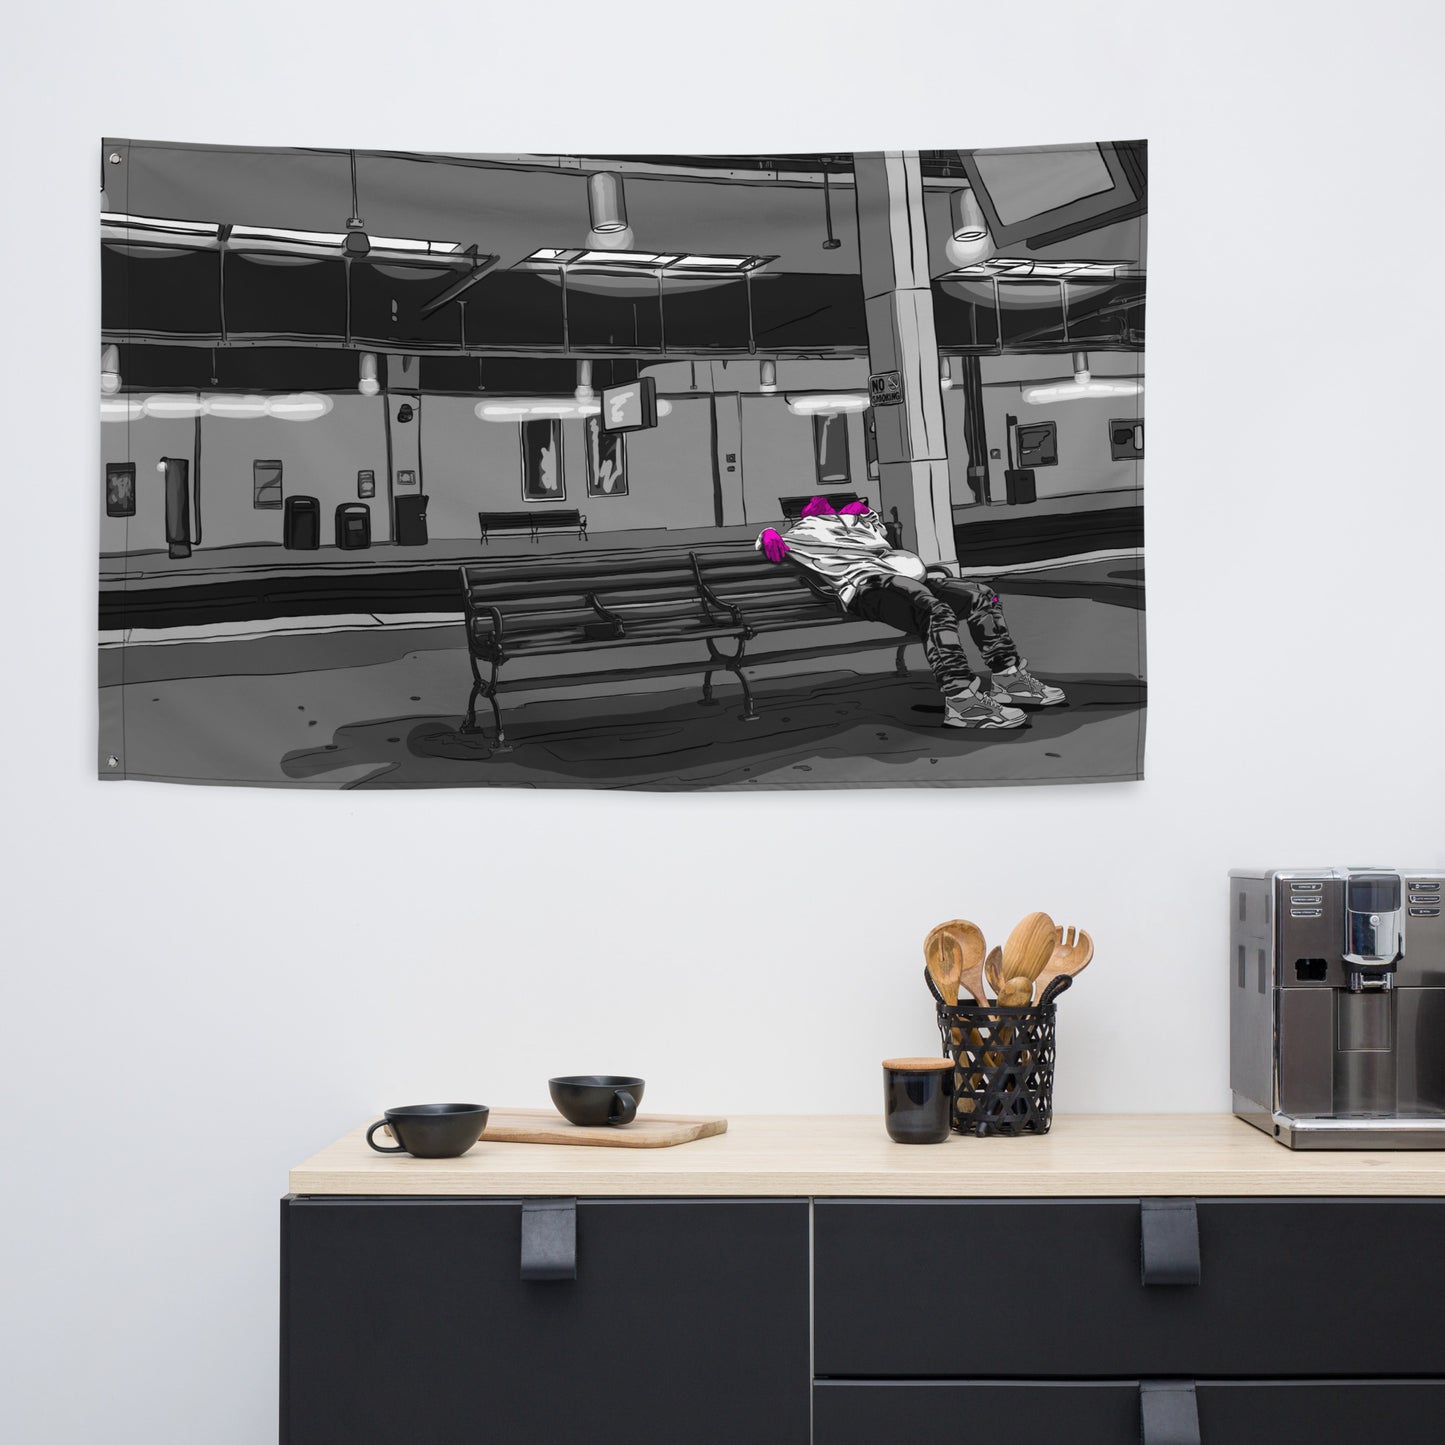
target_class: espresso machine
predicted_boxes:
[1231,868,1445,1148]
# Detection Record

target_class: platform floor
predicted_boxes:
[100,560,1146,790]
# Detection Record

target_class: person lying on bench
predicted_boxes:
[755,496,1066,729]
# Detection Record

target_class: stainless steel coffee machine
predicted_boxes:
[1231,868,1445,1148]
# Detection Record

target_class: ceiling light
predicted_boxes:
[575,360,594,401]
[759,360,777,394]
[206,394,269,420]
[144,393,208,420]
[101,343,121,396]
[939,355,954,390]
[267,393,334,422]
[586,172,634,251]
[786,392,870,415]
[100,397,146,423]
[1022,354,1142,405]
[945,186,995,269]
[358,352,380,397]
[476,398,603,422]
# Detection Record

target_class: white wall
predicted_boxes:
[5,4,1445,1444]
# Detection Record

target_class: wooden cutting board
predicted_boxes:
[479,1107,727,1149]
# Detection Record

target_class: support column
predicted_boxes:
[959,354,990,504]
[852,151,957,570]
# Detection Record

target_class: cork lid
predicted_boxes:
[882,1057,954,1071]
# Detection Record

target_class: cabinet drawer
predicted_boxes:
[282,1198,809,1445]
[814,1380,1445,1444]
[814,1198,1445,1377]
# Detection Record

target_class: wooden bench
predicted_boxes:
[478,509,589,544]
[457,541,950,749]
[458,549,751,748]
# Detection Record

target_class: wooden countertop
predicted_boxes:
[289,1114,1445,1198]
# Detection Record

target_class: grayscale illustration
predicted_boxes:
[98,142,1146,789]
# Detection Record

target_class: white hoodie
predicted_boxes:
[757,508,927,607]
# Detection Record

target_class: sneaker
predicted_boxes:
[943,684,1028,729]
[989,663,1067,708]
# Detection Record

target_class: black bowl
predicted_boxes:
[367,1103,489,1157]
[548,1075,646,1127]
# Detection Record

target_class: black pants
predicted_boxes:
[847,573,1020,693]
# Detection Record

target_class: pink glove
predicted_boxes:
[837,500,870,516]
[799,496,837,519]
[759,528,789,563]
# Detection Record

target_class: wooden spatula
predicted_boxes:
[1001,911,1057,1003]
[984,946,1004,999]
[1034,926,1094,998]
[923,924,963,1006]
[940,920,988,1006]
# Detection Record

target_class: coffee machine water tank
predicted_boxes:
[1343,870,1404,989]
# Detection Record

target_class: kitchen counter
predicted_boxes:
[289,1112,1445,1197]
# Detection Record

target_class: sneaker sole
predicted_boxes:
[944,715,1030,729]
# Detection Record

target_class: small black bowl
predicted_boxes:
[549,1075,646,1127]
[366,1103,489,1158]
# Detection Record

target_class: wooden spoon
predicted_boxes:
[1034,925,1094,997]
[923,924,963,1006]
[984,946,1004,999]
[1001,911,1058,1004]
[996,975,1035,1008]
[940,920,988,1006]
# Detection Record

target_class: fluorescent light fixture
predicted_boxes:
[266,393,334,422]
[759,360,778,394]
[206,394,270,420]
[576,250,668,267]
[1022,377,1143,404]
[939,355,954,390]
[669,254,750,269]
[476,398,603,421]
[143,393,208,419]
[232,224,461,254]
[101,343,121,396]
[102,213,460,256]
[100,397,146,423]
[519,249,769,274]
[474,396,675,423]
[786,392,870,415]
[1022,348,1142,404]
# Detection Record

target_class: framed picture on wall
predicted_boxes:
[521,418,565,501]
[105,462,136,518]
[585,416,628,497]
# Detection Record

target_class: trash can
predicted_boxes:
[283,495,321,550]
[335,503,371,550]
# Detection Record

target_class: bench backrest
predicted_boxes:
[460,549,707,644]
[777,492,865,521]
[479,509,583,528]
[691,546,841,624]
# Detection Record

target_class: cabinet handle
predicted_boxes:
[1140,1381,1200,1445]
[521,1198,577,1282]
[1140,1198,1201,1287]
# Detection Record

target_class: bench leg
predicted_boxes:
[698,666,720,707]
[895,641,911,677]
[707,638,759,723]
[459,650,487,734]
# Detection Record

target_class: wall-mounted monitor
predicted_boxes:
[600,376,658,433]
[960,140,1146,251]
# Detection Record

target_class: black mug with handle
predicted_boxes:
[549,1075,645,1127]
[366,1103,490,1158]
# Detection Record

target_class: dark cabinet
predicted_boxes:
[814,1198,1445,1378]
[814,1380,1445,1443]
[281,1197,809,1445]
[284,1193,1445,1440]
